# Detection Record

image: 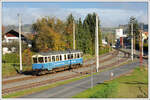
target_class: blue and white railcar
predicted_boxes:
[32,50,83,74]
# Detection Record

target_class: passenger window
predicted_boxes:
[77,53,80,58]
[71,54,73,59]
[60,55,62,61]
[64,55,66,60]
[45,57,47,63]
[68,54,70,59]
[33,57,37,63]
[38,57,44,63]
[48,57,51,62]
[75,54,77,59]
[52,56,55,62]
[56,56,59,61]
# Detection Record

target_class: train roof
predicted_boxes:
[32,50,82,57]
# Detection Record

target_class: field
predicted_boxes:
[73,66,148,98]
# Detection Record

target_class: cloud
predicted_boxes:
[65,8,148,27]
[2,7,148,27]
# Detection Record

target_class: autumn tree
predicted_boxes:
[22,49,32,66]
[32,17,66,52]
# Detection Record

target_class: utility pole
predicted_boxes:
[18,14,23,73]
[73,20,75,50]
[91,65,93,88]
[139,31,143,67]
[95,14,99,72]
[141,24,144,57]
[131,22,134,61]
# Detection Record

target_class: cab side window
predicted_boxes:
[33,57,37,63]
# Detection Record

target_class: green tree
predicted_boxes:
[83,12,102,55]
[64,14,74,49]
[127,17,140,42]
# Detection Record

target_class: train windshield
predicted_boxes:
[38,57,44,63]
[33,57,38,63]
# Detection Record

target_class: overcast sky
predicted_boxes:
[2,2,148,27]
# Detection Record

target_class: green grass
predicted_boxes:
[73,66,148,98]
[2,63,32,78]
[2,53,32,77]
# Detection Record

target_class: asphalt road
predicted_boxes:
[22,61,145,98]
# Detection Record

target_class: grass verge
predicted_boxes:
[2,63,32,78]
[73,66,148,98]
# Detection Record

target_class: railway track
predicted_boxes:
[3,51,130,95]
[3,50,115,80]
[2,50,118,85]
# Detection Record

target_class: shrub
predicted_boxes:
[22,49,33,66]
[2,53,19,63]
